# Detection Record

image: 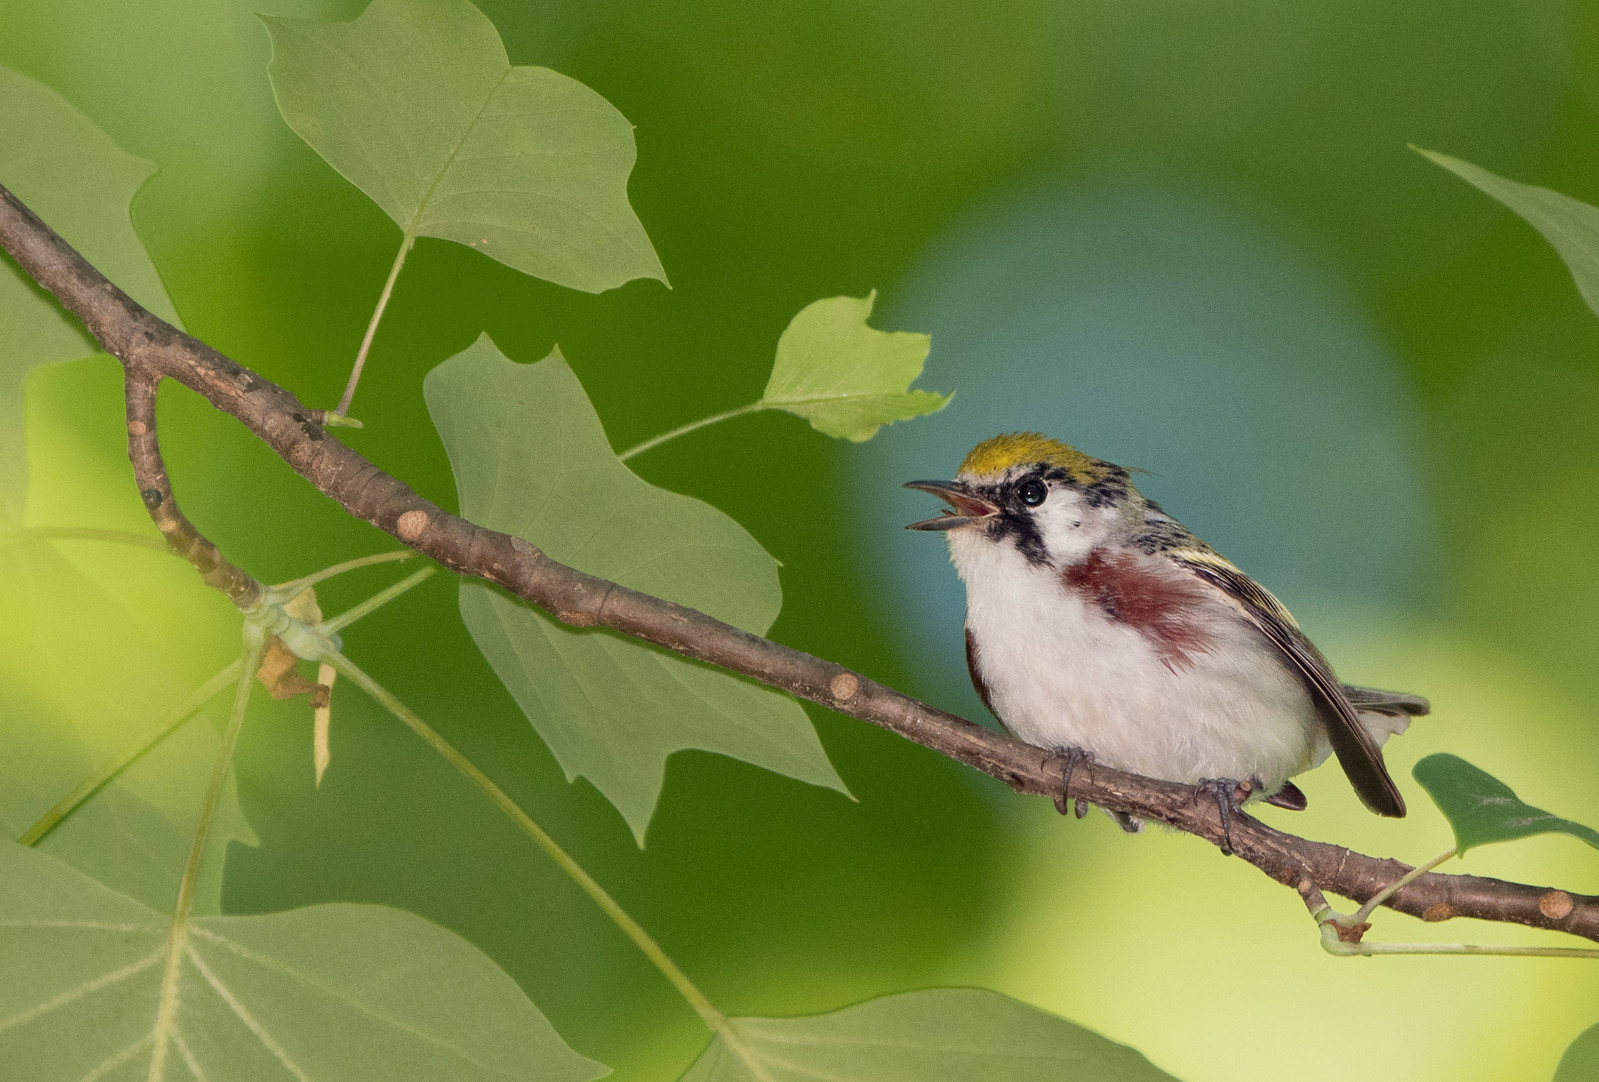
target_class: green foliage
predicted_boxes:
[0,537,253,915]
[1554,1023,1599,1082]
[0,840,604,1081]
[1418,149,1599,325]
[0,66,180,519]
[426,335,846,842]
[262,0,664,293]
[1412,753,1599,856]
[761,293,948,442]
[682,988,1178,1081]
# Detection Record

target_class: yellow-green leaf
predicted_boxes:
[761,293,947,441]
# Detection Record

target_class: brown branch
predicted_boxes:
[3,181,1596,945]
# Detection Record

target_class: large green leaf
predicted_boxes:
[425,336,846,842]
[0,841,606,1081]
[0,535,254,915]
[760,293,947,442]
[1412,753,1599,856]
[263,0,665,293]
[1418,149,1599,326]
[680,988,1180,1081]
[1554,1023,1599,1082]
[0,65,181,519]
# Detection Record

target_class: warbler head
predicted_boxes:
[905,432,1142,570]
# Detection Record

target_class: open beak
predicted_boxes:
[904,480,1000,531]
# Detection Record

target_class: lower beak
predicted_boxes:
[904,480,1000,531]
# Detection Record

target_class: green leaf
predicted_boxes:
[0,535,255,914]
[680,988,1181,1082]
[0,840,606,1081]
[425,335,846,842]
[760,293,947,442]
[1418,148,1599,325]
[1554,1023,1599,1082]
[263,0,665,293]
[1412,753,1599,856]
[0,65,181,520]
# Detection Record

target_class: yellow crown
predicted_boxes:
[958,432,1105,482]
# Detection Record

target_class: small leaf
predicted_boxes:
[425,335,846,843]
[0,65,182,519]
[0,535,254,915]
[1554,1022,1599,1082]
[1412,753,1599,856]
[1418,148,1599,325]
[680,988,1181,1082]
[263,0,665,293]
[0,841,607,1081]
[761,293,948,441]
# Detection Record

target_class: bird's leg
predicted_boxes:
[1195,777,1252,856]
[1044,746,1095,817]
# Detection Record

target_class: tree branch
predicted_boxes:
[3,181,1595,945]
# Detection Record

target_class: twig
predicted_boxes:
[3,181,1596,945]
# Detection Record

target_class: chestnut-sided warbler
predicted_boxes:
[907,432,1428,830]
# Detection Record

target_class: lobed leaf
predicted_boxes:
[0,841,606,1081]
[1419,148,1599,326]
[0,65,181,519]
[425,336,846,843]
[263,0,665,293]
[761,293,948,441]
[1412,753,1599,856]
[679,988,1180,1081]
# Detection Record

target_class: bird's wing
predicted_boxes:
[1169,547,1406,817]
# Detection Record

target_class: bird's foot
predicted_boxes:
[1044,747,1095,817]
[1195,777,1252,856]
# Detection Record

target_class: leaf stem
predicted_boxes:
[335,231,414,419]
[320,566,436,636]
[4,525,174,555]
[148,625,262,1081]
[617,401,767,462]
[17,661,243,846]
[271,548,417,597]
[1352,848,1456,924]
[324,650,728,1032]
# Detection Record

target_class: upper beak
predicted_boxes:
[904,480,1000,531]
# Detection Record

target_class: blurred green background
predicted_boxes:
[5,0,1599,1079]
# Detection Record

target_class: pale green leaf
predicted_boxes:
[0,535,255,915]
[681,988,1181,1082]
[263,0,665,293]
[425,335,846,843]
[0,840,606,1081]
[1554,1023,1599,1082]
[0,65,181,519]
[1412,753,1599,856]
[1419,148,1599,325]
[761,293,947,442]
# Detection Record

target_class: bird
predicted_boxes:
[905,432,1428,836]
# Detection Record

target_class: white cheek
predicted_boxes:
[1031,495,1106,565]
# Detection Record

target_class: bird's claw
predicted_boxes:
[1196,777,1252,856]
[1045,747,1095,817]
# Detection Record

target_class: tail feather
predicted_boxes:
[1341,684,1430,716]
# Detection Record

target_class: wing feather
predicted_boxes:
[1169,547,1407,817]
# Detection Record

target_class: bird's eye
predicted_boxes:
[1018,479,1047,507]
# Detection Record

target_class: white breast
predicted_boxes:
[949,530,1322,792]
